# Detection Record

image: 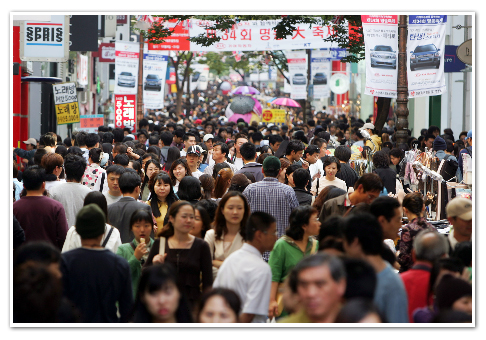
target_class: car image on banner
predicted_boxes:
[313,72,327,85]
[370,45,397,69]
[117,72,136,87]
[410,44,441,71]
[292,73,307,85]
[144,74,162,91]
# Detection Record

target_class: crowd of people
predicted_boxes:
[12,109,473,324]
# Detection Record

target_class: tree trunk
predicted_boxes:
[374,97,391,134]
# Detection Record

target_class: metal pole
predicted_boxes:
[462,16,468,131]
[396,15,409,145]
[137,38,144,128]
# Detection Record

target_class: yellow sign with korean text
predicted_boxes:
[55,102,80,125]
[53,82,80,125]
[261,109,286,123]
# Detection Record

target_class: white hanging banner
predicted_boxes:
[287,50,308,100]
[149,18,339,52]
[362,15,398,98]
[114,41,139,95]
[143,51,168,109]
[311,50,330,99]
[407,15,447,98]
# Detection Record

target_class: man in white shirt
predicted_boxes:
[102,165,125,205]
[186,145,203,179]
[204,142,238,176]
[231,133,248,171]
[213,211,277,323]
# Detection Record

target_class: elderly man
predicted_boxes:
[400,229,449,322]
[279,253,346,323]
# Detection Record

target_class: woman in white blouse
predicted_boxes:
[311,156,347,196]
[204,191,250,280]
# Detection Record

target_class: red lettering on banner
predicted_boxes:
[207,29,217,38]
[312,26,325,38]
[260,29,271,40]
[114,95,136,132]
[272,30,283,40]
[292,27,305,39]
[241,29,251,40]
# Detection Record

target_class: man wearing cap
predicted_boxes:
[186,145,204,179]
[60,204,133,322]
[243,156,299,261]
[458,130,472,179]
[362,123,382,152]
[446,197,472,256]
[14,137,37,164]
[203,134,215,166]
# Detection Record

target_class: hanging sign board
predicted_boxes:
[19,15,70,62]
[456,39,472,65]
[261,109,286,123]
[53,82,80,125]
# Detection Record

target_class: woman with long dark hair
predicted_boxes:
[204,191,249,280]
[147,172,179,229]
[132,263,193,323]
[140,160,161,201]
[145,201,213,309]
[161,146,181,173]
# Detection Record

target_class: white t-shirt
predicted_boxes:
[233,157,244,171]
[309,159,324,178]
[61,224,122,254]
[192,170,203,179]
[45,179,66,192]
[213,243,272,323]
[311,176,347,196]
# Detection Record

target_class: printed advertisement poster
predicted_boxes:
[52,82,80,125]
[261,109,286,123]
[287,50,308,100]
[77,53,88,86]
[362,15,398,98]
[190,63,210,91]
[143,51,168,109]
[114,94,137,132]
[311,50,330,98]
[114,41,139,95]
[79,114,104,133]
[149,19,338,52]
[407,15,447,98]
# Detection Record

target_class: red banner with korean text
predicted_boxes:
[148,19,191,51]
[114,94,137,133]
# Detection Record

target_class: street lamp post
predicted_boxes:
[395,15,409,145]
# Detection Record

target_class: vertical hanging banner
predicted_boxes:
[362,15,398,98]
[114,94,137,132]
[287,50,308,100]
[77,53,88,86]
[311,50,330,98]
[114,41,139,95]
[407,15,447,98]
[143,51,168,109]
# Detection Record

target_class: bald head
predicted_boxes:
[413,230,449,263]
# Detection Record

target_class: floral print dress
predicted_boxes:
[397,217,436,273]
[82,163,106,189]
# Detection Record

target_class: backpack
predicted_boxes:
[441,154,459,181]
